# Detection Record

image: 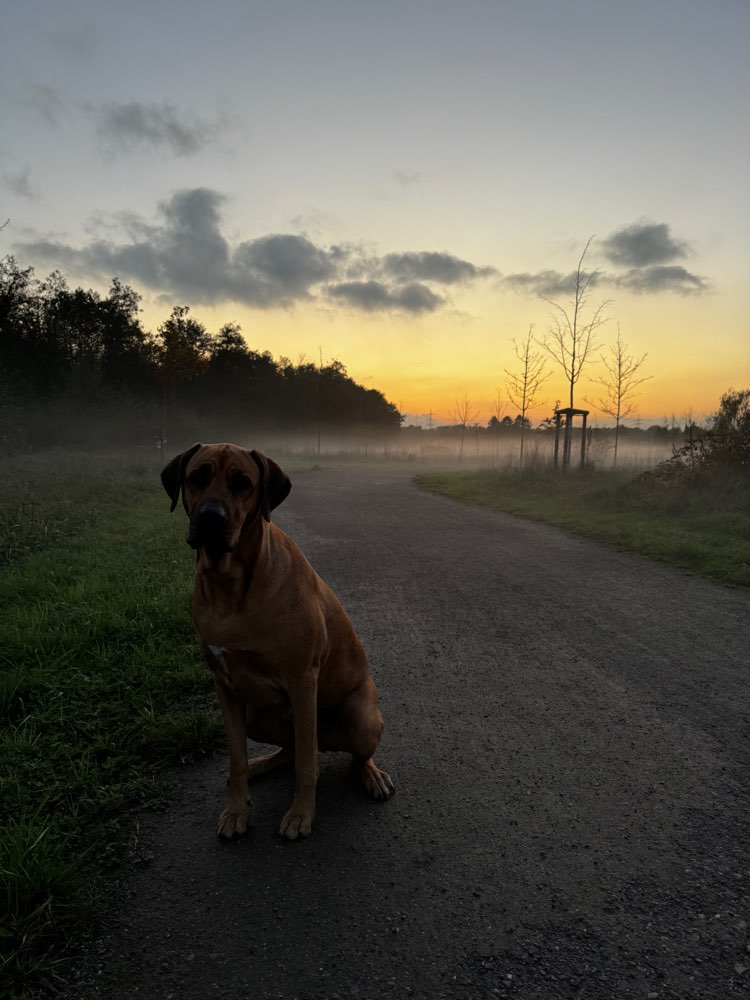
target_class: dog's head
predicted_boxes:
[161,443,291,560]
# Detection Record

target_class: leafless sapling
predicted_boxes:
[451,393,478,460]
[505,324,550,468]
[539,236,611,410]
[588,325,651,465]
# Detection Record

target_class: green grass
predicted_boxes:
[0,451,224,998]
[416,466,750,588]
[0,450,164,568]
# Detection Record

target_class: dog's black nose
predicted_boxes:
[197,501,228,525]
[188,502,230,550]
[186,500,232,552]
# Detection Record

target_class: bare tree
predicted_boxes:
[451,393,478,460]
[588,325,651,465]
[505,324,550,468]
[540,236,611,409]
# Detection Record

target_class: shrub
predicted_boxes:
[637,388,750,485]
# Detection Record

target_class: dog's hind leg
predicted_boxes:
[340,681,394,800]
[359,756,394,799]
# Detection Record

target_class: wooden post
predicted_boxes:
[555,408,590,471]
[580,411,588,468]
[563,411,572,469]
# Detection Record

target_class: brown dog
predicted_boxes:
[161,443,393,840]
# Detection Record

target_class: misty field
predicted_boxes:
[1,443,747,997]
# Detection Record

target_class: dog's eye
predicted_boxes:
[230,472,252,493]
[187,467,210,489]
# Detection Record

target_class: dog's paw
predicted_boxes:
[361,760,394,800]
[278,804,314,841]
[217,806,248,839]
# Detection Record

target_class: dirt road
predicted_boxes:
[72,464,750,1000]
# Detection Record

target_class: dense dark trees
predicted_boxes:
[0,258,400,449]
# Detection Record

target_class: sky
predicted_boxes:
[2,0,748,426]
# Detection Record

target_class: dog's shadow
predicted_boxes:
[236,745,394,844]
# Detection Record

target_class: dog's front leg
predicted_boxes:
[279,670,318,840]
[214,679,250,839]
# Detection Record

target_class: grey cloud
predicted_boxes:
[614,265,708,295]
[503,263,707,299]
[502,221,708,298]
[600,222,707,294]
[501,269,601,298]
[393,170,422,187]
[45,22,98,59]
[327,243,356,266]
[395,283,445,313]
[15,188,492,312]
[21,84,66,125]
[383,251,496,285]
[41,189,230,295]
[18,88,227,158]
[16,188,338,308]
[327,280,444,314]
[83,209,159,241]
[155,188,231,292]
[603,223,688,268]
[332,244,384,281]
[21,237,163,290]
[2,167,39,199]
[328,280,394,311]
[88,101,225,158]
[232,234,337,306]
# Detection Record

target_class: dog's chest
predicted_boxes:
[207,644,285,706]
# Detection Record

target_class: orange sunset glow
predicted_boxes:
[3,1,748,430]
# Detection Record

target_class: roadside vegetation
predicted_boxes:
[0,450,224,999]
[418,390,750,588]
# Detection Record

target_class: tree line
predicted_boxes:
[0,257,401,450]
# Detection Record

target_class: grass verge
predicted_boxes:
[416,466,750,588]
[0,451,224,998]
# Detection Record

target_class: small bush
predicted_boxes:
[637,388,750,486]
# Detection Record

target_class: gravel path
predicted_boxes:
[71,463,750,1000]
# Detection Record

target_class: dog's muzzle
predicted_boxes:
[188,502,233,552]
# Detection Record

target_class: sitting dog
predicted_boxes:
[161,443,393,839]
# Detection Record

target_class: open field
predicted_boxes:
[416,466,750,588]
[265,429,677,471]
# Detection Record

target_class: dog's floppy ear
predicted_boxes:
[161,443,202,513]
[249,450,292,521]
